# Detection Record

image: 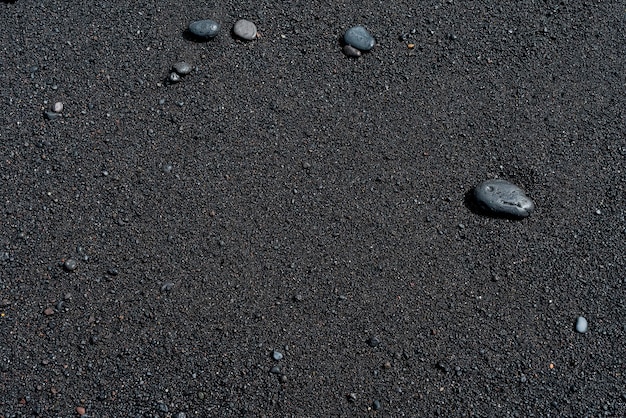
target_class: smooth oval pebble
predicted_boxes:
[233,19,257,41]
[473,179,535,218]
[344,25,375,51]
[575,316,588,333]
[172,61,192,75]
[52,102,63,113]
[342,44,362,58]
[188,20,220,39]
[272,350,283,361]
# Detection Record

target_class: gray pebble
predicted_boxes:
[52,102,63,113]
[473,179,535,218]
[172,61,192,75]
[270,365,281,374]
[233,19,257,41]
[63,258,78,272]
[372,400,381,410]
[168,72,181,83]
[367,336,381,347]
[342,44,362,58]
[161,281,174,292]
[272,350,283,361]
[188,20,220,39]
[575,316,588,333]
[344,26,375,51]
[44,111,60,120]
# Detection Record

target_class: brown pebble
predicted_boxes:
[383,361,392,369]
[43,307,54,316]
[76,406,85,416]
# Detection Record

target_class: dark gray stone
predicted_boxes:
[188,20,220,39]
[473,179,535,218]
[233,19,257,41]
[344,26,375,51]
[172,61,192,75]
[342,44,362,58]
[63,258,78,271]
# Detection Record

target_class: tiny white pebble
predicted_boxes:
[52,102,63,113]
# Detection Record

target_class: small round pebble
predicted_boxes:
[169,72,181,83]
[161,281,174,292]
[473,179,535,218]
[172,61,192,75]
[342,44,362,58]
[63,258,78,271]
[233,19,257,41]
[372,400,382,410]
[367,336,381,347]
[188,19,220,39]
[272,350,283,361]
[575,316,588,333]
[344,26,375,51]
[52,102,63,113]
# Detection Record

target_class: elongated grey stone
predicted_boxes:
[473,179,535,218]
[188,20,220,39]
[344,26,375,51]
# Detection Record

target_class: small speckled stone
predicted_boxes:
[344,26,375,51]
[172,62,192,75]
[233,19,257,41]
[188,20,220,39]
[473,179,535,218]
[575,316,588,333]
[342,44,362,58]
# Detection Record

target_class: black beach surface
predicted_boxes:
[1,1,625,416]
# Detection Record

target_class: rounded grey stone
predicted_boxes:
[342,44,362,58]
[575,316,588,333]
[233,19,257,41]
[473,179,535,218]
[168,72,181,83]
[63,258,78,271]
[272,351,283,361]
[344,26,375,51]
[188,20,220,39]
[172,61,192,75]
[52,102,63,113]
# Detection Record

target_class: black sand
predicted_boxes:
[1,1,625,416]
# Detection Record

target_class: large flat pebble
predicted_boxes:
[473,179,535,218]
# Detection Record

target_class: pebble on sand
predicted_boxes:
[344,26,375,51]
[172,61,192,75]
[342,44,362,58]
[575,316,588,333]
[473,179,535,218]
[233,19,257,41]
[188,20,220,39]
